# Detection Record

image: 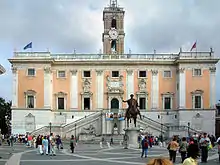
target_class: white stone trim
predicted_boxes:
[24,90,37,108]
[209,67,216,108]
[70,70,78,109]
[192,68,203,77]
[138,70,147,78]
[81,93,93,110]
[56,70,66,78]
[136,92,148,110]
[26,68,36,77]
[178,68,186,109]
[82,70,92,78]
[161,93,174,110]
[151,70,159,109]
[108,96,122,109]
[12,67,18,107]
[55,92,67,110]
[44,67,52,108]
[126,69,134,99]
[191,90,204,109]
[96,70,104,109]
[163,70,172,78]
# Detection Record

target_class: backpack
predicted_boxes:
[144,140,148,147]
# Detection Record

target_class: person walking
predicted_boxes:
[168,136,179,163]
[141,136,149,158]
[183,143,199,165]
[70,135,76,153]
[42,136,49,155]
[199,133,210,163]
[179,137,188,163]
[50,133,56,156]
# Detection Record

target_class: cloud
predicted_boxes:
[0,0,220,101]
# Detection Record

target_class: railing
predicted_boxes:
[12,51,216,61]
[62,112,101,132]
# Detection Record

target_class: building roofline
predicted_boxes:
[0,64,6,75]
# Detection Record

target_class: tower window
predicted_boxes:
[111,40,117,53]
[111,19,117,29]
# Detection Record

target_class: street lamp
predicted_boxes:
[161,123,163,142]
[187,122,190,138]
[75,124,77,141]
[49,122,52,135]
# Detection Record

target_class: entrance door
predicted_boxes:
[111,98,119,109]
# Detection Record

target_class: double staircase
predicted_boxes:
[31,111,202,139]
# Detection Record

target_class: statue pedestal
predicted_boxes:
[123,127,141,149]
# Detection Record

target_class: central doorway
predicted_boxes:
[111,98,119,109]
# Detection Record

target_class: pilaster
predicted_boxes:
[96,70,104,109]
[12,67,18,107]
[209,67,216,108]
[126,69,134,99]
[44,67,52,109]
[178,68,186,109]
[151,70,159,109]
[70,70,78,110]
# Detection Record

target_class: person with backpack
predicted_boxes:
[141,136,149,158]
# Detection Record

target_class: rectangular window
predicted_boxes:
[193,69,202,76]
[163,71,171,78]
[27,95,34,108]
[58,71,66,78]
[27,68,35,76]
[139,71,147,78]
[112,71,119,77]
[58,97,65,109]
[194,96,201,108]
[139,98,146,110]
[164,97,171,110]
[83,71,91,78]
[84,98,90,110]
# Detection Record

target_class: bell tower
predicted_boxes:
[102,0,125,54]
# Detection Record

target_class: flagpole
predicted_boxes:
[195,40,197,57]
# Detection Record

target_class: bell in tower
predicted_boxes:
[102,0,125,55]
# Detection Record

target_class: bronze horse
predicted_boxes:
[125,99,142,127]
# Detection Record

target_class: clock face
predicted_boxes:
[109,29,118,40]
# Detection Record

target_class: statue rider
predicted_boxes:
[123,94,139,118]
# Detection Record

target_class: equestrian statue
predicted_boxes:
[123,94,142,127]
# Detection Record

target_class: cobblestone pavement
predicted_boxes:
[3,143,220,165]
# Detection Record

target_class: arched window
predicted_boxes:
[111,19,117,29]
[111,40,117,52]
[111,98,119,109]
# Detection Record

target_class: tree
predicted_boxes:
[0,97,11,135]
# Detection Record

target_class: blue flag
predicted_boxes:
[23,42,32,50]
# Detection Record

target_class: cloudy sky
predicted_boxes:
[0,0,220,102]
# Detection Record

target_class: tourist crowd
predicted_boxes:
[140,132,220,165]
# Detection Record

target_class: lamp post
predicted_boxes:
[5,116,8,135]
[75,124,77,141]
[49,122,52,135]
[161,123,163,142]
[187,122,190,138]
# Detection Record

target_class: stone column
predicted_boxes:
[44,67,52,108]
[178,68,186,109]
[70,70,78,110]
[209,67,216,108]
[126,69,134,99]
[12,67,18,107]
[102,113,106,134]
[96,70,104,109]
[151,70,159,109]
